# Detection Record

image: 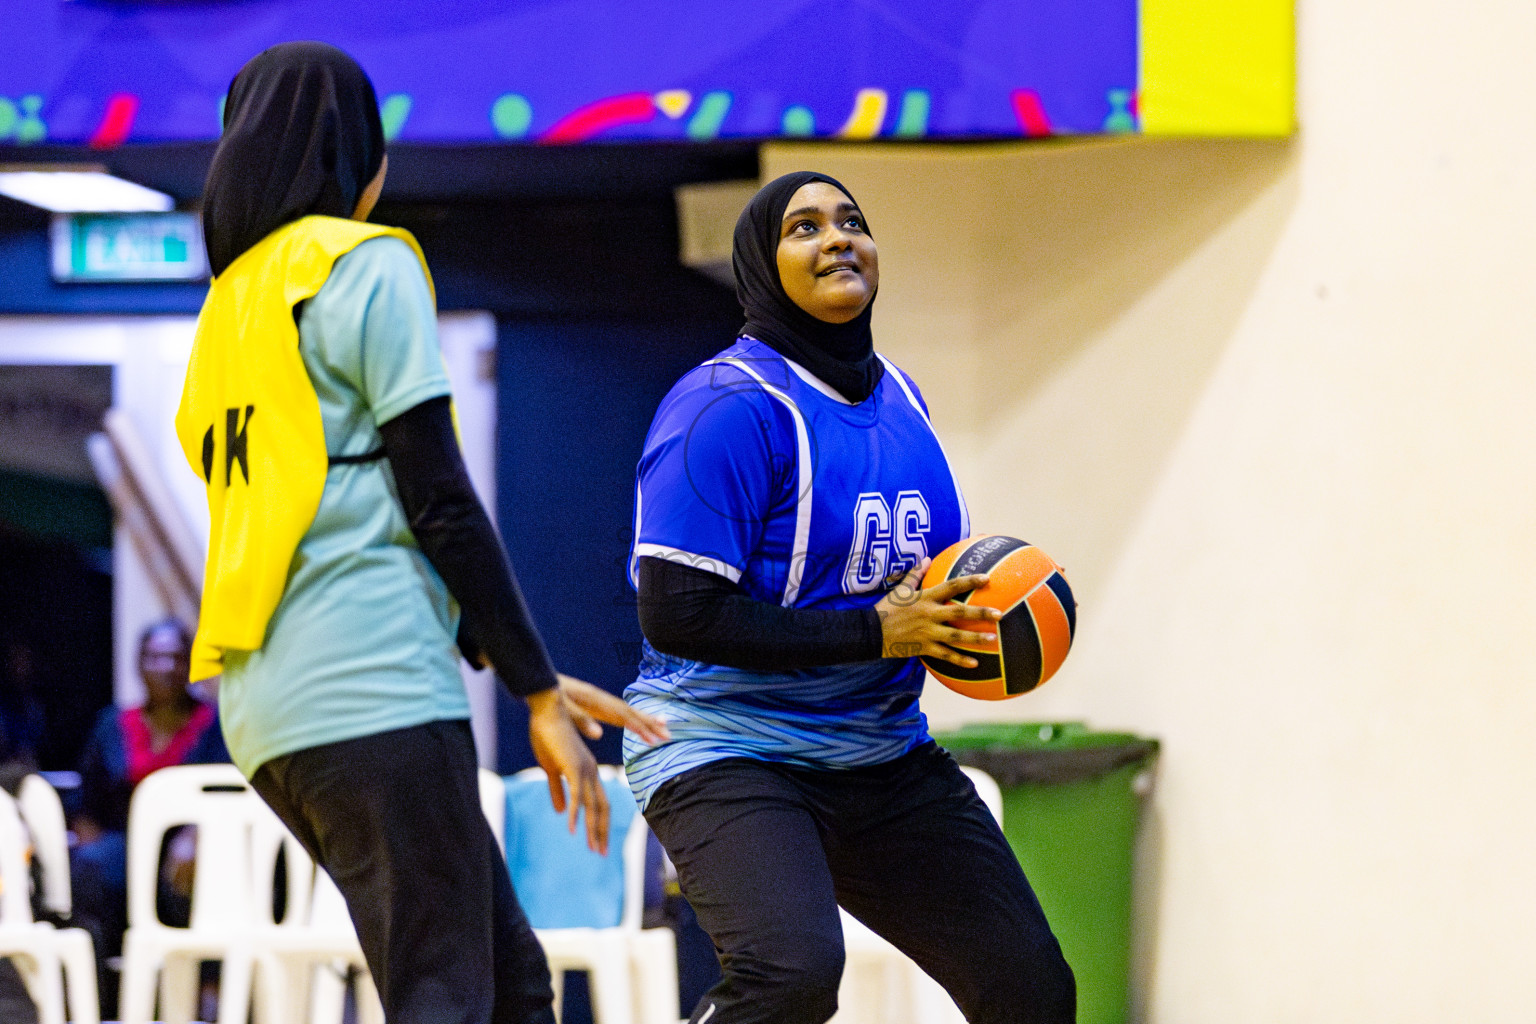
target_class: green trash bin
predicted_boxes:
[932,722,1159,1024]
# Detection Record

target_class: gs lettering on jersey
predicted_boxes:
[843,489,932,594]
[631,339,970,615]
[198,405,256,486]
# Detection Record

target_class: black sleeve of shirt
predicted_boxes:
[636,555,885,671]
[378,396,558,697]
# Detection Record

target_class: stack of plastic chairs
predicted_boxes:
[118,763,273,1024]
[0,783,100,1024]
[249,767,506,1024]
[118,762,384,1024]
[250,821,383,1024]
[114,760,680,1024]
[501,766,680,1024]
[253,766,554,1024]
[832,767,1004,1024]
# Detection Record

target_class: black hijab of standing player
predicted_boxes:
[202,41,386,277]
[733,171,886,403]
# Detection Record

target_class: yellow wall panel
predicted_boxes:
[1142,0,1295,135]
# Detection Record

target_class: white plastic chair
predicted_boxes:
[252,768,509,1024]
[302,873,384,1024]
[833,766,1004,1024]
[963,766,1004,822]
[16,775,73,922]
[480,767,508,853]
[118,763,266,1024]
[502,766,679,1024]
[251,849,382,1024]
[0,788,100,1024]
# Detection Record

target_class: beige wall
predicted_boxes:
[762,0,1536,1017]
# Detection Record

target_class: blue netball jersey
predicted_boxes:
[623,336,970,808]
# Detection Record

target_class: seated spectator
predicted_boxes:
[0,638,47,773]
[69,617,228,1015]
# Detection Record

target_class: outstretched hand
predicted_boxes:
[875,560,1002,668]
[525,687,610,854]
[524,677,672,855]
[558,674,671,745]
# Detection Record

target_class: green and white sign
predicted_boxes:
[50,212,208,282]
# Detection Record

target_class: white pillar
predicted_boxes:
[437,311,501,768]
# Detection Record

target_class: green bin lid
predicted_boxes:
[932,722,1159,786]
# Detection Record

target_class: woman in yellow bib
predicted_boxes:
[178,42,666,1024]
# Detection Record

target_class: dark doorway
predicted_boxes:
[0,505,112,776]
[0,363,114,773]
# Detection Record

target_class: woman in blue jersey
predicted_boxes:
[627,172,1075,1024]
[188,43,665,1024]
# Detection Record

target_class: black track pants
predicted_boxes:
[251,720,555,1024]
[645,742,1076,1024]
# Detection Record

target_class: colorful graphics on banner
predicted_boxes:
[0,0,1139,146]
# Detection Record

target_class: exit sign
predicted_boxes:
[50,212,209,282]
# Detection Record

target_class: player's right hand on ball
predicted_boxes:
[526,687,610,855]
[875,560,1001,668]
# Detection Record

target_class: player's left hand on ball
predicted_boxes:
[558,674,671,745]
[526,686,610,854]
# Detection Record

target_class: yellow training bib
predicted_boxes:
[176,215,434,681]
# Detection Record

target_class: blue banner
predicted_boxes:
[0,0,1138,146]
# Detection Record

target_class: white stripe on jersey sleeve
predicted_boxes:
[704,357,813,606]
[632,544,745,584]
[877,355,971,538]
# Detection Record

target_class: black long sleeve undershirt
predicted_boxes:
[636,556,884,671]
[377,396,557,698]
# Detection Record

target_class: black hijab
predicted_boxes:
[202,42,385,277]
[733,171,885,404]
